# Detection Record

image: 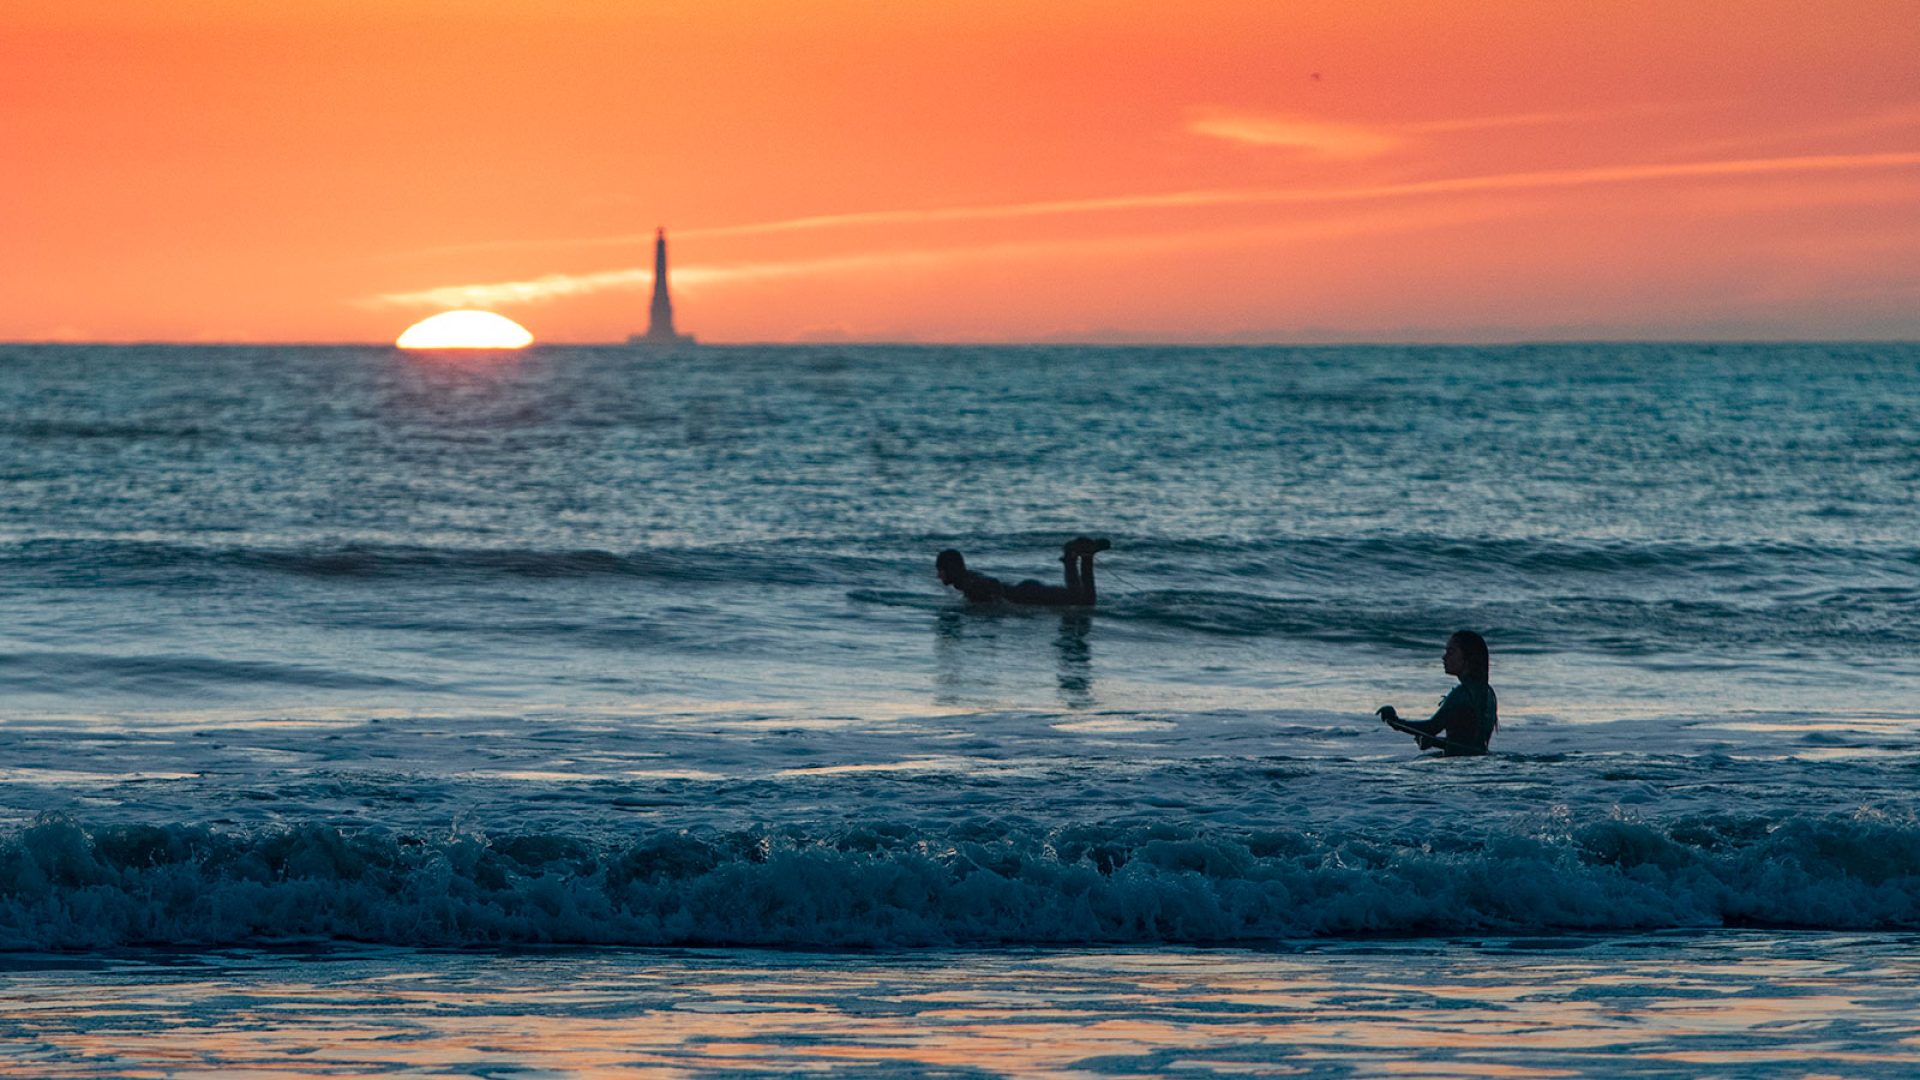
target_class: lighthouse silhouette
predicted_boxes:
[629,228,696,347]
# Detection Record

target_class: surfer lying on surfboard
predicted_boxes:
[937,537,1110,606]
[1376,630,1498,756]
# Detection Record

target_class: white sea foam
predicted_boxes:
[2,807,1918,950]
[3,690,1913,951]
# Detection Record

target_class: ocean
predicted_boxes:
[3,342,1918,1075]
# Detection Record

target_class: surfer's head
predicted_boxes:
[1445,630,1490,681]
[935,549,967,584]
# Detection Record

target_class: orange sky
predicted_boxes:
[4,0,1917,343]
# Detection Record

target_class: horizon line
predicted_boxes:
[6,336,1918,348]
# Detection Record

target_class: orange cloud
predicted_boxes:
[372,200,1528,310]
[1186,104,1689,155]
[1312,150,1920,203]
[1401,104,1688,134]
[10,0,1920,341]
[372,150,1920,309]
[375,147,1920,269]
[1673,101,1920,158]
[1186,114,1401,157]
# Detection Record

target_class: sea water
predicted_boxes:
[2,343,1918,1074]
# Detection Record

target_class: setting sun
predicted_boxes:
[395,310,533,349]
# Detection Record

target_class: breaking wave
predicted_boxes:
[5,814,1918,950]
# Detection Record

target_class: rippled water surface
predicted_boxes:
[3,343,1918,1071]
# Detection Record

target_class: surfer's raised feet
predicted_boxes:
[1063,537,1111,558]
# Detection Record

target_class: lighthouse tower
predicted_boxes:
[629,227,696,347]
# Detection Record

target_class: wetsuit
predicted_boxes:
[947,569,1008,603]
[1404,678,1497,756]
[952,554,1095,606]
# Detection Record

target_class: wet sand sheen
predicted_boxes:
[4,933,1919,1076]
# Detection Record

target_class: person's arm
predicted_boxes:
[1413,685,1471,736]
[1403,714,1447,736]
[1391,690,1457,736]
[1378,688,1462,749]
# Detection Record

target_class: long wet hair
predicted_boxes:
[1449,629,1490,681]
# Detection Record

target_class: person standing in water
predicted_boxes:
[937,537,1110,606]
[1377,630,1498,755]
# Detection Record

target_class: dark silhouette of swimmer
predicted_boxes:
[1376,630,1498,756]
[937,537,1110,606]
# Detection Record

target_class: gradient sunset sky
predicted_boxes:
[6,0,1917,344]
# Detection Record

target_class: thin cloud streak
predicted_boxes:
[373,248,1025,308]
[1316,150,1920,202]
[371,205,1510,310]
[369,151,1920,308]
[1668,101,1920,159]
[1402,104,1678,134]
[375,269,654,309]
[1187,115,1400,157]
[376,150,1920,265]
[1187,102,1693,152]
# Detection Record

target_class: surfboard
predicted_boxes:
[1382,716,1485,756]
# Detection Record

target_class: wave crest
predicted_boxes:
[4,814,1918,950]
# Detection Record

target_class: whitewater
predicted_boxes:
[3,342,1919,1075]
